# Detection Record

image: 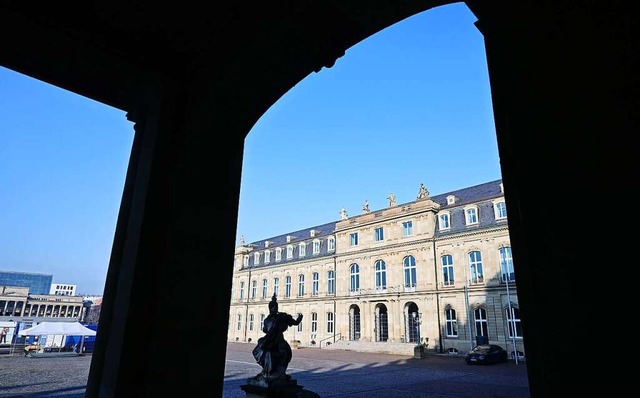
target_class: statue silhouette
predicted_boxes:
[252,294,303,380]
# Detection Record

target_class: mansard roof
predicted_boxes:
[245,179,504,247]
[431,179,503,208]
[247,221,337,250]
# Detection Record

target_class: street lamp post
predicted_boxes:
[464,283,474,350]
[505,272,519,365]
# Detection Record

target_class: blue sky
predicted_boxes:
[0,3,501,295]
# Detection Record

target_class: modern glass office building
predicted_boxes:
[0,271,53,294]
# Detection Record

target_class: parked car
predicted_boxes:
[464,344,508,365]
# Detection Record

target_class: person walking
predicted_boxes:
[0,327,8,344]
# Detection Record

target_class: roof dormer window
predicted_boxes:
[464,205,479,226]
[286,245,294,259]
[493,200,508,220]
[446,195,457,205]
[438,211,451,231]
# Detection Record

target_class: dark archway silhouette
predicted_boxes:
[1,1,636,397]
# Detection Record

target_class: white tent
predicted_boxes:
[18,321,96,356]
[18,321,97,337]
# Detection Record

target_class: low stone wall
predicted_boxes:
[321,340,417,356]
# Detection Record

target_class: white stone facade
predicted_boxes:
[229,180,524,357]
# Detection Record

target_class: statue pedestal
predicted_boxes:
[241,377,320,397]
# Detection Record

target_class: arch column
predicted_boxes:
[361,300,372,342]
[467,1,638,395]
[85,76,244,397]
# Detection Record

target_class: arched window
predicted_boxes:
[474,307,488,341]
[499,247,515,282]
[327,270,335,294]
[311,312,318,333]
[468,251,484,284]
[375,260,387,290]
[327,312,334,333]
[445,308,458,337]
[403,255,417,288]
[442,254,454,286]
[350,263,360,292]
[506,306,523,338]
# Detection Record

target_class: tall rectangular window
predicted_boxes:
[327,270,335,294]
[374,227,384,241]
[249,313,254,331]
[445,308,458,337]
[507,307,523,338]
[312,272,319,296]
[298,274,305,297]
[350,232,358,246]
[236,314,242,331]
[495,201,507,219]
[500,247,515,282]
[328,237,335,251]
[474,308,488,339]
[313,240,320,254]
[251,280,257,299]
[402,221,413,236]
[439,213,450,230]
[285,276,292,298]
[261,279,268,299]
[273,277,279,297]
[327,312,334,333]
[442,255,454,286]
[469,251,484,284]
[239,281,245,300]
[311,312,318,333]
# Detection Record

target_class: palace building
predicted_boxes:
[229,179,524,358]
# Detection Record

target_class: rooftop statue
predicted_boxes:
[362,200,370,213]
[387,192,397,207]
[339,208,348,220]
[417,182,430,199]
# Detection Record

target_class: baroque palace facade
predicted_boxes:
[229,179,524,358]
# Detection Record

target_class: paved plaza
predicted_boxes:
[0,342,530,397]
